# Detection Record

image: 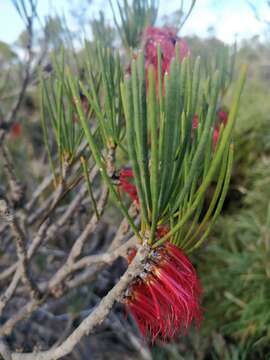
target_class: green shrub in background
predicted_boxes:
[199,47,270,359]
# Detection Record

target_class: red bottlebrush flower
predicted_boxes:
[120,168,133,178]
[192,109,229,149]
[142,26,189,89]
[217,109,228,125]
[10,122,22,138]
[213,127,220,147]
[119,168,139,204]
[213,109,228,148]
[143,27,189,74]
[192,114,199,129]
[124,242,202,342]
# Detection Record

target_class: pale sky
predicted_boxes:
[0,0,269,45]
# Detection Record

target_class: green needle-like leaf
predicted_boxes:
[68,70,141,239]
[153,64,247,248]
[148,65,159,241]
[121,75,149,225]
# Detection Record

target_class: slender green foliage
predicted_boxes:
[40,49,85,173]
[121,50,246,248]
[80,156,100,219]
[67,69,141,239]
[40,40,246,251]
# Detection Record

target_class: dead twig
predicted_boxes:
[0,199,42,315]
[0,337,12,360]
[9,243,148,360]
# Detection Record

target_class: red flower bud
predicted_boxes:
[119,168,139,204]
[192,109,229,149]
[10,122,22,138]
[217,110,228,125]
[212,128,220,147]
[192,114,199,129]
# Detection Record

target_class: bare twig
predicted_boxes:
[0,233,137,336]
[0,269,22,315]
[25,172,55,212]
[71,236,137,272]
[0,144,25,206]
[10,217,41,299]
[0,299,40,337]
[0,337,12,360]
[9,243,148,360]
[0,199,42,315]
[0,220,49,283]
[65,206,140,291]
[0,166,99,283]
[48,185,109,291]
[109,202,139,250]
[6,0,36,126]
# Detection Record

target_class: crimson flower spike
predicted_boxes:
[213,109,229,147]
[143,26,190,83]
[118,171,202,342]
[10,122,22,138]
[192,108,229,148]
[217,109,228,125]
[127,27,190,87]
[124,242,202,342]
[118,168,139,204]
[123,227,202,343]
